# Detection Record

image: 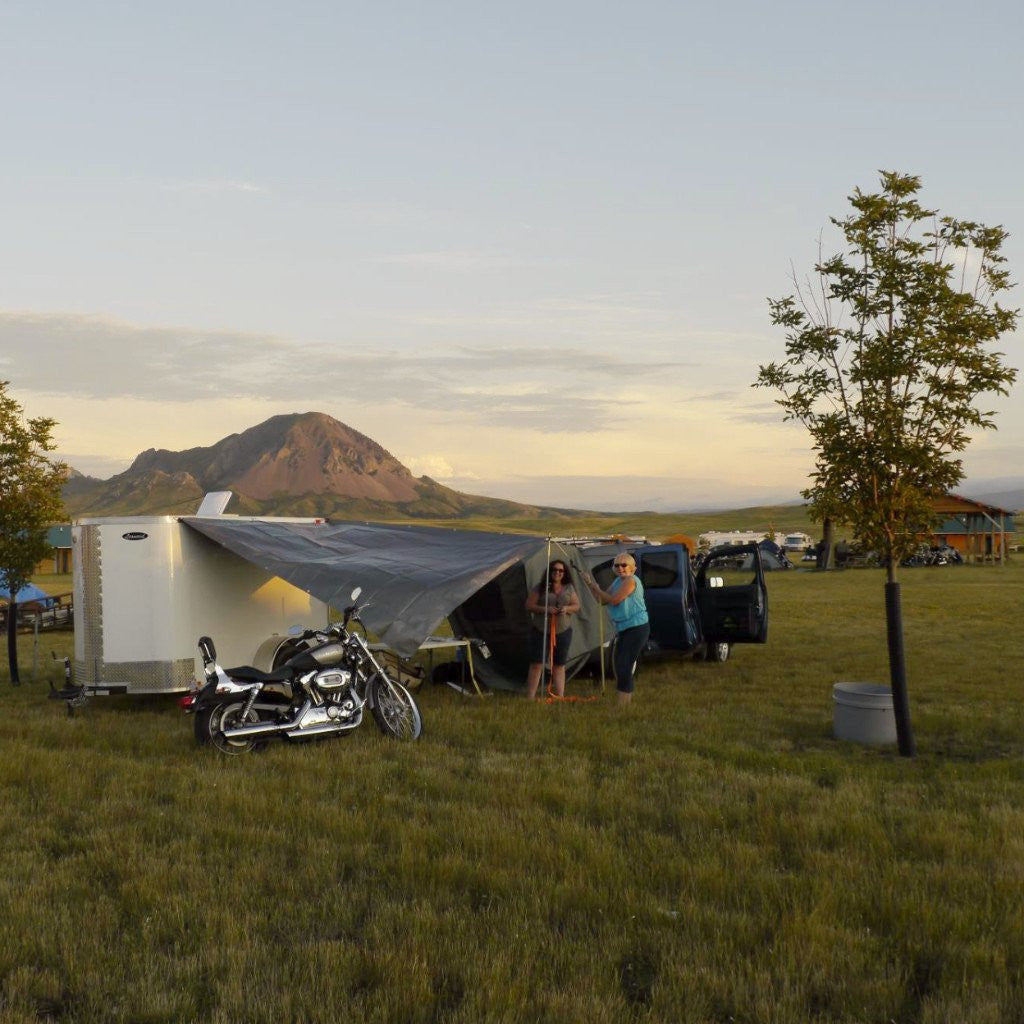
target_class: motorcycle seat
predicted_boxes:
[224,665,296,683]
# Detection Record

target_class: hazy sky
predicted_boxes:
[2,0,1022,511]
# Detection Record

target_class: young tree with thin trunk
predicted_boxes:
[756,172,1018,756]
[0,382,69,684]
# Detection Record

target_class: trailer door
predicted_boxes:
[695,543,768,644]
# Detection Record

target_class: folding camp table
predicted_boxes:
[416,636,491,697]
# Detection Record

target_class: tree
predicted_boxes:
[756,172,1018,756]
[0,382,69,684]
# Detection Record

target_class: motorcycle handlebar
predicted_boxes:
[302,626,341,642]
[298,617,357,641]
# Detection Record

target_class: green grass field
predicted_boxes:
[408,503,819,544]
[2,563,1022,1023]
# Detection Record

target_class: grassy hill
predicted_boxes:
[64,486,822,544]
[409,502,819,542]
[5,560,1022,1020]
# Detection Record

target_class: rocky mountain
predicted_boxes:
[62,466,103,495]
[63,412,560,520]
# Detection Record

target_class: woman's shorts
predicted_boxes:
[529,626,572,666]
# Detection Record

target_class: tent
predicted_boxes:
[447,544,611,689]
[182,519,610,688]
[0,582,54,606]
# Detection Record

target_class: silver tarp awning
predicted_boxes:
[182,517,549,657]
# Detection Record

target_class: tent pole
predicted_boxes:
[551,538,604,695]
[541,539,552,693]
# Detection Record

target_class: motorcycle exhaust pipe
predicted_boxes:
[220,698,313,739]
[224,714,362,740]
[284,719,360,738]
[222,720,290,739]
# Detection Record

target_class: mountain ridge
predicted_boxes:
[59,412,1024,521]
[62,412,575,520]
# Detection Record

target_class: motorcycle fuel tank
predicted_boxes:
[286,642,347,672]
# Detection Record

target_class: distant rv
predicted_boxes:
[698,530,814,552]
[698,530,767,549]
[778,531,814,552]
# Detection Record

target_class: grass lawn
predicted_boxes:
[1,563,1022,1022]
[409,503,820,544]
[30,574,73,597]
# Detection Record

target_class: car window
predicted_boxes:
[702,548,758,586]
[639,550,679,589]
[592,559,616,589]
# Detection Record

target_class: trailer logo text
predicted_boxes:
[122,532,149,541]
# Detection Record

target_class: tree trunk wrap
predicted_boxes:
[821,517,834,570]
[7,600,19,685]
[885,581,916,757]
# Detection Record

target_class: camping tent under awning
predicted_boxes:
[182,517,549,657]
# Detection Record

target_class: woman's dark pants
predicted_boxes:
[614,623,650,693]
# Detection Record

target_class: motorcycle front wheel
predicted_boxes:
[207,701,265,755]
[369,673,423,740]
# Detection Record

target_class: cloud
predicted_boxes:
[440,473,803,513]
[398,453,473,479]
[161,179,270,195]
[728,401,792,425]
[401,297,731,346]
[360,250,554,271]
[0,309,673,433]
[0,311,287,402]
[59,452,132,478]
[412,344,684,377]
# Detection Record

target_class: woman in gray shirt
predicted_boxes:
[524,559,580,699]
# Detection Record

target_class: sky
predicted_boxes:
[1,0,1022,512]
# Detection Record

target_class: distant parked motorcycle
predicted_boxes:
[929,544,963,566]
[184,588,422,754]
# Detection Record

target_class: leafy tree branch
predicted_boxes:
[756,171,1018,576]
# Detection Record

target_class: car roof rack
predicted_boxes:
[550,535,648,547]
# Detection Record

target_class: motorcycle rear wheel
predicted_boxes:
[369,673,423,740]
[208,701,264,755]
[193,705,218,746]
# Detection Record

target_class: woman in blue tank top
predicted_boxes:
[582,552,650,705]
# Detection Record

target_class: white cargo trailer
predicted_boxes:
[73,498,328,694]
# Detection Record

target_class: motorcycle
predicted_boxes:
[184,588,423,754]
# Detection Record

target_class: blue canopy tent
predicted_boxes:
[0,582,54,606]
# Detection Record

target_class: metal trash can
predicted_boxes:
[832,683,897,745]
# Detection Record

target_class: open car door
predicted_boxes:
[695,542,769,644]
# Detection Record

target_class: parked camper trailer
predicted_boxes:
[73,509,329,694]
[779,532,814,552]
[698,530,766,549]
